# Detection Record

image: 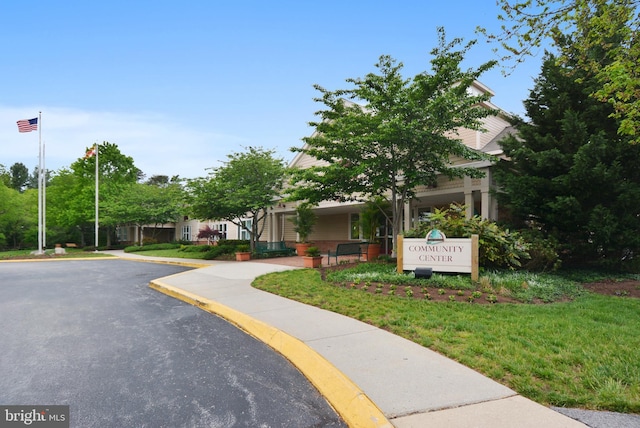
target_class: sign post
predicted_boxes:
[398,232,479,281]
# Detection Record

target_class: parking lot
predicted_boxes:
[0,259,345,427]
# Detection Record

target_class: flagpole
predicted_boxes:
[43,139,46,249]
[94,142,99,251]
[37,111,43,254]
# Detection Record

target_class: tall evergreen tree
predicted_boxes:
[495,48,640,267]
[9,162,29,192]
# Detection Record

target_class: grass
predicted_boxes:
[0,248,112,260]
[128,248,210,259]
[326,262,587,303]
[252,267,640,413]
[4,246,637,412]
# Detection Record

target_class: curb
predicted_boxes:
[149,279,393,428]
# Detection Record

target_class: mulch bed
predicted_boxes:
[319,264,640,304]
[582,279,640,298]
[319,264,517,304]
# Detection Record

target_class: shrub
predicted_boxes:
[178,245,212,253]
[304,246,321,257]
[124,243,181,253]
[203,245,236,260]
[405,203,530,270]
[142,237,158,246]
[519,229,562,272]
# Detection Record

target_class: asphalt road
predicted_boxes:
[0,259,346,427]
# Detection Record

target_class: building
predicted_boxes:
[126,81,513,254]
[258,81,513,255]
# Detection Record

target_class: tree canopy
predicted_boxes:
[9,162,29,192]
[46,142,141,246]
[186,147,286,250]
[480,0,640,140]
[494,47,640,268]
[288,28,498,253]
[0,181,36,248]
[101,181,184,245]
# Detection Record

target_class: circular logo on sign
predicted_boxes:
[426,229,446,244]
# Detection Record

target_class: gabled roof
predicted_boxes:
[481,125,517,156]
[290,81,514,168]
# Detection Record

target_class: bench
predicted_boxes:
[65,243,77,248]
[328,242,369,265]
[255,241,296,257]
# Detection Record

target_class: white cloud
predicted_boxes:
[0,106,239,180]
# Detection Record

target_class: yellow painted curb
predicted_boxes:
[113,257,211,269]
[0,256,207,268]
[150,280,393,428]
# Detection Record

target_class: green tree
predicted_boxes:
[186,147,286,251]
[0,165,10,187]
[0,182,36,249]
[102,181,184,245]
[26,166,51,190]
[45,169,84,245]
[64,142,141,246]
[145,174,182,187]
[288,28,496,254]
[494,49,640,267]
[480,0,640,140]
[9,162,29,192]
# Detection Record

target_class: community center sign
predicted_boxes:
[397,231,479,280]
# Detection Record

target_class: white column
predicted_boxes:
[464,176,474,219]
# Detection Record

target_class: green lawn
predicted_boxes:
[5,246,638,412]
[0,248,112,260]
[126,248,211,259]
[252,268,640,413]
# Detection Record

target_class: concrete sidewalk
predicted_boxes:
[107,251,587,427]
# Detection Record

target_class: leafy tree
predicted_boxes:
[145,174,182,187]
[9,162,29,192]
[288,28,497,254]
[479,0,640,140]
[45,169,84,245]
[26,166,51,190]
[0,165,10,187]
[63,142,141,246]
[197,225,222,244]
[101,181,184,245]
[186,147,286,251]
[494,49,640,268]
[0,182,36,249]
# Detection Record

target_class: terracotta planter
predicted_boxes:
[303,256,322,268]
[235,252,251,261]
[366,243,381,261]
[295,243,311,257]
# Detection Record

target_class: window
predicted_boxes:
[239,220,252,240]
[350,213,360,240]
[418,208,432,223]
[181,225,192,241]
[116,226,128,242]
[215,223,227,240]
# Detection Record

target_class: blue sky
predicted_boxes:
[1,1,545,180]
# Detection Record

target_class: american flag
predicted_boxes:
[17,118,38,133]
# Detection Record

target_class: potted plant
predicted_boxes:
[289,203,317,256]
[235,244,251,261]
[303,246,322,268]
[360,197,388,261]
